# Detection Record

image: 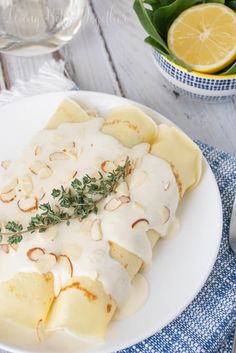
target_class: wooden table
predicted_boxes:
[0,0,235,155]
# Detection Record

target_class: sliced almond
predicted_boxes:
[34,253,57,273]
[27,247,45,261]
[1,179,18,194]
[58,254,73,277]
[163,181,171,191]
[29,160,47,175]
[10,243,19,252]
[101,160,116,173]
[115,155,128,167]
[133,201,146,211]
[0,244,10,254]
[91,219,103,241]
[63,244,81,261]
[86,109,98,117]
[49,151,70,161]
[104,197,122,211]
[36,319,45,343]
[34,145,42,156]
[131,171,147,188]
[119,195,130,204]
[160,206,170,224]
[1,160,11,170]
[0,189,16,203]
[38,166,53,179]
[131,218,149,230]
[62,170,78,183]
[19,174,33,196]
[38,226,58,241]
[35,188,46,201]
[52,205,60,213]
[18,196,38,213]
[29,161,52,179]
[62,142,78,158]
[116,181,129,197]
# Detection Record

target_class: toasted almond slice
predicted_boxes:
[104,197,122,211]
[131,171,147,188]
[18,196,38,213]
[131,218,149,230]
[34,145,42,156]
[52,205,60,213]
[27,247,45,261]
[116,181,129,197]
[0,190,16,203]
[49,151,70,161]
[119,195,130,204]
[38,226,58,241]
[58,254,73,277]
[163,181,171,191]
[115,155,128,167]
[133,201,146,211]
[19,174,33,196]
[36,319,45,343]
[62,142,78,158]
[91,219,103,241]
[63,244,81,261]
[70,170,78,180]
[160,206,170,224]
[62,170,78,183]
[35,188,46,201]
[0,244,10,254]
[101,160,116,173]
[86,109,98,117]
[34,253,57,273]
[38,166,53,179]
[10,243,19,252]
[1,160,11,170]
[1,179,18,194]
[29,160,47,175]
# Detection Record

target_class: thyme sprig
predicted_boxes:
[0,158,131,246]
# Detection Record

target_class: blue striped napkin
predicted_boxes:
[119,142,236,353]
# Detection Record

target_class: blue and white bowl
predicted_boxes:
[153,51,236,102]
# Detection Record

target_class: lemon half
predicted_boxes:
[168,3,236,73]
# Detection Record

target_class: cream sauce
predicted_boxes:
[113,274,149,321]
[0,118,179,306]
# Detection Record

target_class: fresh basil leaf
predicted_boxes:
[133,0,169,51]
[205,0,225,3]
[160,0,176,5]
[226,0,236,10]
[219,61,236,75]
[145,36,170,56]
[145,36,192,70]
[153,0,226,39]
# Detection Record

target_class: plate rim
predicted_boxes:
[0,91,223,353]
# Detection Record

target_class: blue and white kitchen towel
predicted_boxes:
[0,60,235,353]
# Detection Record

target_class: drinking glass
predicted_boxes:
[0,0,87,56]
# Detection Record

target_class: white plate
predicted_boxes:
[0,91,222,353]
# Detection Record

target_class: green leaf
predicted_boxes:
[133,0,169,51]
[219,61,236,75]
[153,0,227,39]
[145,36,193,70]
[226,0,236,10]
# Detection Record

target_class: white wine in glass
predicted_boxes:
[0,0,87,56]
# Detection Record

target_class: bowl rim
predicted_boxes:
[157,53,236,80]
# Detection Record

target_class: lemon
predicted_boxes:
[167,3,236,73]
